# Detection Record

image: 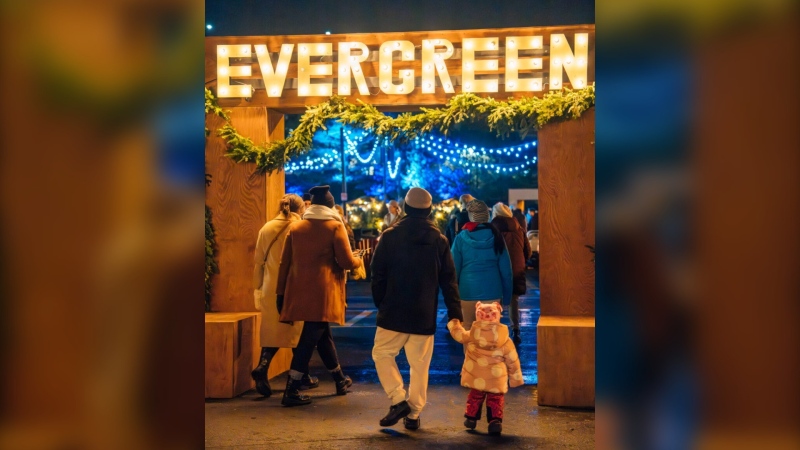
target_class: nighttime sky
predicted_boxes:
[205,0,594,36]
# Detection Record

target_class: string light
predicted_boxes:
[387,157,401,178]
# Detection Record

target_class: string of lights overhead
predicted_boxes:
[285,127,537,175]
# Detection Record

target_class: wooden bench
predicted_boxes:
[536,315,595,408]
[205,312,259,398]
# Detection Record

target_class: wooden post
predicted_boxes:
[536,108,595,407]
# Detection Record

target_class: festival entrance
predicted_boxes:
[205,25,595,408]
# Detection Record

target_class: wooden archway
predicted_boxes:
[205,26,594,406]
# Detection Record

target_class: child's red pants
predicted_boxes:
[465,388,504,422]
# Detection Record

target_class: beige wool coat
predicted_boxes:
[448,320,524,394]
[253,213,304,348]
[277,218,362,325]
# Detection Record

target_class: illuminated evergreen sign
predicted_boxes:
[216,33,590,98]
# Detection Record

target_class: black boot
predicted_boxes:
[299,373,319,390]
[280,377,312,407]
[511,329,522,345]
[330,368,352,395]
[251,348,273,397]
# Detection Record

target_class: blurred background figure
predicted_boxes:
[381,200,402,232]
[334,204,356,250]
[491,202,531,344]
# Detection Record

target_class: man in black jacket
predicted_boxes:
[370,187,463,431]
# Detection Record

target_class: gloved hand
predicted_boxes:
[276,294,284,314]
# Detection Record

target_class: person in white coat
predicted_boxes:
[251,194,319,397]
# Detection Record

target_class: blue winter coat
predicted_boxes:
[451,226,513,305]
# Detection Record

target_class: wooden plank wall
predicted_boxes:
[205,108,267,312]
[538,108,595,316]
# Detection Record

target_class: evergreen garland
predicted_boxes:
[205,174,219,312]
[205,84,595,175]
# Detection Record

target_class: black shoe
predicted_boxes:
[512,329,522,345]
[488,420,502,436]
[299,374,319,390]
[379,401,411,426]
[403,417,420,430]
[251,349,273,397]
[331,369,353,395]
[281,377,311,407]
[464,418,477,430]
[335,375,352,395]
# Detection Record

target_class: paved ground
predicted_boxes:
[205,271,595,449]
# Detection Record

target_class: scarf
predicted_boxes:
[303,204,343,223]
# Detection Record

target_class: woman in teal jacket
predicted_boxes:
[451,200,513,329]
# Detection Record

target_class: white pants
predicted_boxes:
[372,327,434,419]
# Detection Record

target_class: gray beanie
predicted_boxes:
[492,202,512,218]
[404,187,432,208]
[466,200,490,223]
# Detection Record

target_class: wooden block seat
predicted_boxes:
[205,312,258,398]
[536,315,595,408]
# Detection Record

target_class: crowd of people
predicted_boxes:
[251,185,534,435]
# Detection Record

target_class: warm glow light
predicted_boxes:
[382,82,388,89]
[489,61,495,69]
[300,45,307,53]
[578,57,586,66]
[300,86,308,95]
[241,45,250,54]
[219,67,229,76]
[489,41,495,48]
[532,36,543,48]
[465,83,471,89]
[219,47,228,55]
[576,34,588,45]
[508,39,515,47]
[398,86,404,92]
[565,57,573,65]
[575,79,584,87]
[445,83,451,89]
[405,52,411,58]
[434,39,440,45]
[464,41,473,49]
[256,46,266,55]
[425,82,432,89]
[425,64,432,71]
[553,58,561,65]
[394,42,400,48]
[219,87,229,95]
[317,44,325,52]
[508,59,516,68]
[270,88,278,95]
[553,36,560,44]
[508,81,515,88]
[241,86,250,95]
[465,63,472,70]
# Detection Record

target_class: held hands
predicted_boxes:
[447,318,462,331]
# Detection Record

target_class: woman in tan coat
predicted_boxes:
[251,194,319,397]
[276,185,363,406]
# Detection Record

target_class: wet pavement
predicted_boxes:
[205,271,595,449]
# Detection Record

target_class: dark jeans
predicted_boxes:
[290,321,341,374]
